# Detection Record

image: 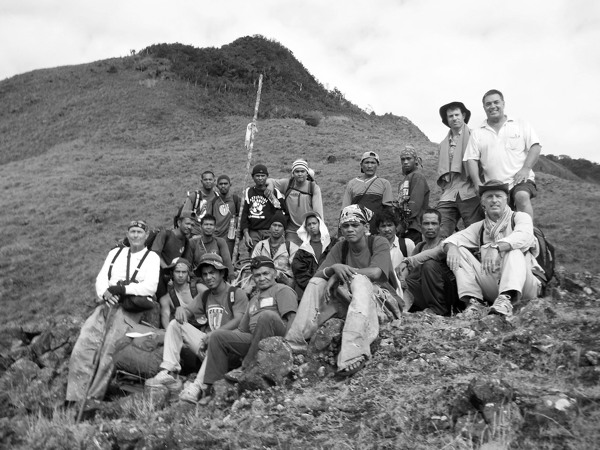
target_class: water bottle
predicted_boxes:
[227,217,236,240]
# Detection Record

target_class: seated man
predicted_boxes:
[404,209,459,316]
[286,205,401,377]
[151,211,194,299]
[443,180,542,318]
[251,210,299,287]
[292,211,336,297]
[374,209,415,300]
[158,258,197,330]
[66,220,160,402]
[201,256,297,402]
[146,253,248,396]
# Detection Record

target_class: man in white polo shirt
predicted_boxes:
[464,89,542,218]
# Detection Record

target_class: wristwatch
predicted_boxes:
[489,243,500,250]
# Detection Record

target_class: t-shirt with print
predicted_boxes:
[187,284,248,331]
[238,283,297,334]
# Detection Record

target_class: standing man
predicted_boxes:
[201,256,297,402]
[398,145,430,244]
[464,90,542,218]
[252,211,299,288]
[240,164,287,252]
[342,151,394,229]
[437,101,483,238]
[267,159,324,245]
[286,205,401,377]
[208,175,241,257]
[403,209,459,316]
[180,170,218,237]
[443,180,542,319]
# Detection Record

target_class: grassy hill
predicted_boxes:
[1,36,599,450]
[0,36,598,325]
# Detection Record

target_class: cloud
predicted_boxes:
[0,0,599,162]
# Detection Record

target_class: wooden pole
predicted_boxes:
[232,74,263,266]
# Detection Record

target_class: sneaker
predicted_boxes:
[456,298,488,320]
[145,370,180,391]
[224,367,244,383]
[489,294,514,317]
[179,383,202,404]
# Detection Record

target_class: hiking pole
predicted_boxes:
[76,304,118,423]
[232,74,263,266]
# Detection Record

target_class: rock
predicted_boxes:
[563,276,586,293]
[585,350,599,366]
[144,385,169,410]
[0,358,41,390]
[467,377,514,411]
[310,318,344,352]
[211,379,238,407]
[481,401,523,435]
[524,393,577,429]
[239,337,294,391]
[326,155,337,163]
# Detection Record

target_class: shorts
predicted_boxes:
[509,180,537,208]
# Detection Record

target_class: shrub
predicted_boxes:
[304,111,323,127]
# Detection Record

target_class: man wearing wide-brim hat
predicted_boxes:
[442,180,542,319]
[436,101,484,238]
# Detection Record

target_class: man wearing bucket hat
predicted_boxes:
[464,89,542,218]
[266,159,324,245]
[146,253,248,398]
[436,101,484,238]
[442,180,542,319]
[240,164,288,252]
[342,151,394,229]
[199,256,297,400]
[286,205,402,378]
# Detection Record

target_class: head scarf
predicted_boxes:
[339,204,373,225]
[400,145,423,168]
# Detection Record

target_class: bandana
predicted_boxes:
[128,220,148,231]
[291,159,309,173]
[400,145,423,168]
[339,204,373,225]
[250,256,276,270]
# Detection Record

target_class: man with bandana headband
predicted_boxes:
[443,180,542,319]
[66,220,160,402]
[286,205,401,377]
[146,253,248,401]
[398,145,430,244]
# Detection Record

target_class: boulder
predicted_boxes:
[211,379,238,408]
[467,377,514,411]
[239,337,294,391]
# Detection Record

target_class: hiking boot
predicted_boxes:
[489,294,514,317]
[456,298,488,320]
[179,383,202,404]
[145,370,181,392]
[224,368,244,383]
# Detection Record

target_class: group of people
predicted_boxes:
[66,88,546,407]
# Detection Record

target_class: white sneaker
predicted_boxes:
[489,294,513,317]
[179,383,202,404]
[457,298,488,320]
[145,370,181,391]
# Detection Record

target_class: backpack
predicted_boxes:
[284,178,315,202]
[173,190,206,228]
[341,235,375,265]
[478,213,555,292]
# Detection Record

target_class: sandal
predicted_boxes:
[336,357,366,378]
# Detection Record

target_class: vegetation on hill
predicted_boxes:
[544,154,600,184]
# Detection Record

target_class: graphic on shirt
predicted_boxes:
[206,304,225,331]
[248,196,268,219]
[219,203,231,217]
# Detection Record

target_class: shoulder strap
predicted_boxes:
[284,178,295,201]
[130,249,150,282]
[108,246,125,280]
[399,238,407,257]
[201,289,211,313]
[285,240,291,255]
[168,284,181,309]
[192,190,202,212]
[341,240,349,265]
[190,282,198,298]
[233,194,241,213]
[362,176,378,197]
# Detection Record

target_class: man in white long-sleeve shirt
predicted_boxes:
[443,180,541,319]
[66,220,160,402]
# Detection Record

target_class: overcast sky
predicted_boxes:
[2,0,599,162]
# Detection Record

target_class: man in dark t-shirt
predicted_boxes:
[286,205,401,377]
